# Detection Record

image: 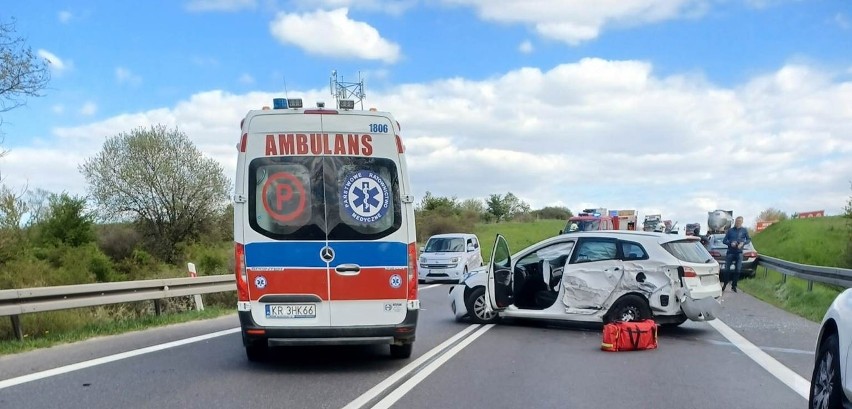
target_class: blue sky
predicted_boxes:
[1,0,851,230]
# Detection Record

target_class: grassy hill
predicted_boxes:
[473,219,567,261]
[741,215,850,322]
[752,215,849,268]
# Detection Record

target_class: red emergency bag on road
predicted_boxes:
[601,319,658,352]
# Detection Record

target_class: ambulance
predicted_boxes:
[233,97,419,361]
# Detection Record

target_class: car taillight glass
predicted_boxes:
[709,251,721,257]
[682,266,698,277]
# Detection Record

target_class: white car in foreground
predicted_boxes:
[809,288,852,408]
[449,231,722,326]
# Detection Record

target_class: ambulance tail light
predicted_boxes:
[239,133,247,153]
[234,243,249,301]
[395,135,405,154]
[407,242,418,301]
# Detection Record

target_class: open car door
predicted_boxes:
[486,234,513,310]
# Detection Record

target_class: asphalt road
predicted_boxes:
[0,284,818,409]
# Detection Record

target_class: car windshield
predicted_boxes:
[424,237,465,252]
[662,239,714,263]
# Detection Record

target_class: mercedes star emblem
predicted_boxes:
[320,246,335,262]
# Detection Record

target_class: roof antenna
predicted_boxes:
[283,75,289,99]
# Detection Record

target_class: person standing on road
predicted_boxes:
[722,216,751,292]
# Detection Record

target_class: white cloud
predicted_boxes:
[4,60,850,230]
[185,0,256,12]
[519,40,534,54]
[269,8,401,63]
[442,0,706,45]
[238,73,255,85]
[80,102,98,116]
[58,11,73,23]
[115,67,143,86]
[289,0,418,15]
[37,49,72,75]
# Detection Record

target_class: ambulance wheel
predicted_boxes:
[245,344,268,362]
[467,287,498,324]
[390,342,413,359]
[606,295,651,323]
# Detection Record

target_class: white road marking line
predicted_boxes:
[342,324,481,409]
[708,319,810,399]
[0,327,240,390]
[705,339,813,355]
[418,284,442,290]
[371,324,495,409]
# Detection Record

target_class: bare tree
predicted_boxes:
[757,207,788,222]
[0,17,51,117]
[80,125,231,261]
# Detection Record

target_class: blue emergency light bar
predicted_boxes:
[272,98,304,109]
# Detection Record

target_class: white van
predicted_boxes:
[419,233,483,283]
[233,98,419,361]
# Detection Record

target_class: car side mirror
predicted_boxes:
[467,243,475,252]
[558,230,563,235]
[419,246,425,253]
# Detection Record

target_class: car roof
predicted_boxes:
[539,230,698,247]
[427,233,476,239]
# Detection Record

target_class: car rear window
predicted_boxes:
[662,240,714,263]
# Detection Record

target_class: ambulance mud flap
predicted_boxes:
[677,288,719,321]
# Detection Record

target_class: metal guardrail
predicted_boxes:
[757,255,852,289]
[0,275,236,341]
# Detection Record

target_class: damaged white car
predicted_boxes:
[448,231,722,326]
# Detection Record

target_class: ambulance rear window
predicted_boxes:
[248,156,401,240]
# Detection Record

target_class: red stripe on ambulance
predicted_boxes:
[329,268,408,301]
[247,268,328,301]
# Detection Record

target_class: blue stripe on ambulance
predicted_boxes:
[245,241,407,267]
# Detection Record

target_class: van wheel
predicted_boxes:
[466,287,498,324]
[605,295,651,323]
[809,334,842,409]
[245,344,268,362]
[390,343,413,359]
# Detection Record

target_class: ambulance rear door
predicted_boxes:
[241,113,331,328]
[320,112,411,327]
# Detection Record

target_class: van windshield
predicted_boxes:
[424,238,465,252]
[248,156,401,240]
[565,220,600,232]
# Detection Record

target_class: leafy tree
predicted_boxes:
[0,18,51,122]
[757,207,788,222]
[459,198,484,216]
[532,206,573,220]
[418,191,459,214]
[486,194,509,222]
[80,125,231,261]
[36,193,94,247]
[845,182,852,267]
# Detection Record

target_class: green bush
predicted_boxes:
[96,223,142,261]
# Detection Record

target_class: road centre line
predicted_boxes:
[342,324,482,409]
[708,319,810,400]
[0,327,241,390]
[371,324,495,409]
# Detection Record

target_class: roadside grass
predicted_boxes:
[0,306,234,355]
[739,268,843,323]
[740,216,849,322]
[474,219,566,261]
[752,216,848,268]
